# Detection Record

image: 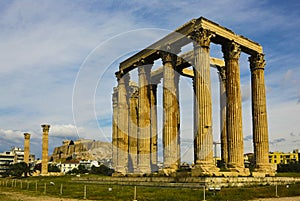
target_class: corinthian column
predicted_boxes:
[222,41,249,175]
[217,67,228,167]
[128,84,139,173]
[112,87,118,171]
[161,47,180,171]
[23,133,31,164]
[191,29,219,176]
[150,83,158,172]
[116,73,130,174]
[137,63,152,174]
[41,124,50,175]
[249,53,274,176]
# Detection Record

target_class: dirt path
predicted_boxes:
[0,191,92,201]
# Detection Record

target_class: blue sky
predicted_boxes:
[0,0,299,161]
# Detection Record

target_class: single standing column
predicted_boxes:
[222,41,249,175]
[217,67,228,167]
[161,48,180,171]
[137,63,152,174]
[128,85,139,173]
[116,73,130,174]
[23,133,31,165]
[249,53,274,176]
[41,124,50,175]
[112,87,118,171]
[191,29,219,176]
[150,83,158,172]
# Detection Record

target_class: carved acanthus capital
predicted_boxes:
[41,124,50,132]
[117,72,130,85]
[249,53,266,71]
[160,44,180,66]
[24,133,31,139]
[217,66,226,81]
[191,28,215,48]
[222,41,241,60]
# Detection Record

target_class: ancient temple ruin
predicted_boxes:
[112,17,274,176]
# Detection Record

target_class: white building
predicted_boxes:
[60,160,80,173]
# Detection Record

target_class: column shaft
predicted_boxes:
[137,64,152,173]
[222,41,248,174]
[162,50,180,170]
[218,67,228,166]
[192,29,217,174]
[112,87,118,171]
[23,133,31,165]
[129,86,139,172]
[41,124,50,175]
[150,84,158,171]
[116,73,130,174]
[249,53,273,174]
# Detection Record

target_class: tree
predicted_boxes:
[9,162,33,178]
[90,164,114,176]
[48,164,60,172]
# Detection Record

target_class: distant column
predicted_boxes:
[249,53,274,175]
[217,67,228,166]
[112,87,118,171]
[23,133,31,165]
[137,63,152,174]
[161,47,180,171]
[41,124,50,175]
[150,83,158,172]
[192,29,219,176]
[116,73,130,174]
[128,85,139,173]
[222,41,249,175]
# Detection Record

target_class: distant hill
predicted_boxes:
[50,139,112,162]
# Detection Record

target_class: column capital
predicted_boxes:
[117,72,130,85]
[24,133,31,139]
[217,66,226,81]
[249,53,266,71]
[222,41,241,60]
[191,28,215,48]
[41,124,50,132]
[138,65,152,76]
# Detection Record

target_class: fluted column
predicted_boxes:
[217,67,228,167]
[161,47,180,171]
[41,124,50,175]
[128,85,139,173]
[23,133,31,164]
[222,41,249,174]
[116,73,130,174]
[112,87,118,171]
[249,53,274,175]
[150,83,158,172]
[137,63,152,173]
[192,29,218,175]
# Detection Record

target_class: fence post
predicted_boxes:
[133,185,137,201]
[275,183,279,197]
[202,185,206,201]
[36,181,38,192]
[83,185,87,200]
[44,183,47,194]
[60,184,63,195]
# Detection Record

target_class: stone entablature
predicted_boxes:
[112,17,274,177]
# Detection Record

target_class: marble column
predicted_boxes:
[150,83,158,172]
[112,87,118,171]
[217,67,228,167]
[161,47,180,171]
[222,41,249,175]
[128,85,139,173]
[41,124,50,175]
[137,63,152,174]
[192,29,219,175]
[249,53,274,175]
[116,73,130,174]
[23,133,31,165]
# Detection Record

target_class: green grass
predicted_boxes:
[0,175,300,200]
[276,172,300,177]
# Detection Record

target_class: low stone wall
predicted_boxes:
[73,176,300,188]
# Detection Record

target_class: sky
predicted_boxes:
[0,0,300,162]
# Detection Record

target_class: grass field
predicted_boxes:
[1,175,300,200]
